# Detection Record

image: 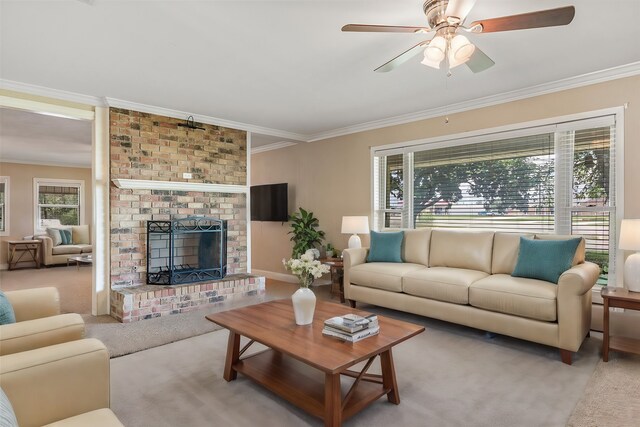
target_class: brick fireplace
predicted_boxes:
[108,108,262,322]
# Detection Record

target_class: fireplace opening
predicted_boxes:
[146,217,227,285]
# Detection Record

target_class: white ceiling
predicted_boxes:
[1,0,640,153]
[0,108,92,167]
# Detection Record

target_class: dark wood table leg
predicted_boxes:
[324,372,342,427]
[380,349,400,404]
[223,331,241,381]
[603,297,610,362]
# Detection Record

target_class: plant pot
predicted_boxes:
[291,287,316,325]
[326,250,334,259]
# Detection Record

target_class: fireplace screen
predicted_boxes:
[146,217,227,285]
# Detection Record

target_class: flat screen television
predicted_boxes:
[250,183,288,222]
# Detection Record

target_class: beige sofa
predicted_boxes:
[0,287,85,356]
[0,338,123,427]
[35,225,93,266]
[343,229,600,365]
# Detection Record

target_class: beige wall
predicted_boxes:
[0,162,93,266]
[251,75,640,275]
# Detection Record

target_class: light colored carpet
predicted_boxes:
[111,308,601,427]
[567,354,640,426]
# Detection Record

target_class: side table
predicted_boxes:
[601,286,640,361]
[320,258,345,303]
[7,240,42,270]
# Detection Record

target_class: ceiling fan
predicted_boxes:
[342,0,575,74]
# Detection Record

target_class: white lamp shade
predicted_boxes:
[424,36,446,62]
[341,216,369,234]
[421,55,441,69]
[450,34,475,62]
[619,219,640,250]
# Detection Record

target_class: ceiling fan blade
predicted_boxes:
[465,45,495,73]
[445,0,477,22]
[375,41,429,73]
[342,24,430,34]
[468,6,575,33]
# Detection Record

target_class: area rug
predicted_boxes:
[110,309,601,427]
[567,354,640,426]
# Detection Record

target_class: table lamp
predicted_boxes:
[341,216,369,249]
[619,219,640,292]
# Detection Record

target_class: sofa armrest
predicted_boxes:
[0,313,85,356]
[0,338,110,427]
[343,248,369,301]
[36,235,54,265]
[557,261,600,352]
[5,287,61,321]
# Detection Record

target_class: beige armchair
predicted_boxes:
[0,338,123,427]
[0,287,84,356]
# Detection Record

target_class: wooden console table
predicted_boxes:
[7,240,42,270]
[601,286,640,361]
[320,258,344,303]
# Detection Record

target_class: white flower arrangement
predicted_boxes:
[283,249,330,288]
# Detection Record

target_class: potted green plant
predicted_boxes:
[288,208,325,258]
[325,243,336,259]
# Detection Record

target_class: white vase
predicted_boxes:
[291,287,316,325]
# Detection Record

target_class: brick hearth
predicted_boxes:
[110,274,265,323]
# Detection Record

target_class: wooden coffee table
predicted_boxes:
[206,299,424,427]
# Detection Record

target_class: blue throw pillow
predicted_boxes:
[511,237,582,284]
[0,290,16,325]
[367,231,404,263]
[60,229,72,245]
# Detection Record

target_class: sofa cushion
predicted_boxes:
[429,229,495,274]
[403,267,488,305]
[367,231,404,263]
[71,225,90,245]
[78,245,93,254]
[512,237,582,284]
[492,232,535,274]
[535,234,586,265]
[402,228,431,265]
[469,274,558,322]
[52,245,83,255]
[0,291,16,325]
[42,408,123,427]
[350,263,425,292]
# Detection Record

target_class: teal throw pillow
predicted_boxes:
[46,228,62,246]
[511,237,582,284]
[0,290,16,325]
[60,229,72,245]
[367,230,404,263]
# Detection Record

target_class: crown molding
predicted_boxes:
[105,97,307,142]
[0,158,91,168]
[306,61,640,142]
[0,79,105,107]
[111,178,248,194]
[251,140,298,154]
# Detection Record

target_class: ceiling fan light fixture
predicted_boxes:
[424,35,447,62]
[450,34,475,61]
[420,55,441,69]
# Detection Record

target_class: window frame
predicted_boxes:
[370,107,625,286]
[0,176,9,236]
[33,178,85,233]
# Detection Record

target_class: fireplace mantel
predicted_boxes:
[111,178,247,194]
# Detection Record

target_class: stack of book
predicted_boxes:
[322,313,379,342]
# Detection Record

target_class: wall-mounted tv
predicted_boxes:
[250,183,288,222]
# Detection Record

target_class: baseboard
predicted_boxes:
[0,264,7,271]
[251,269,332,286]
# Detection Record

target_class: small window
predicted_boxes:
[0,176,8,236]
[34,178,84,233]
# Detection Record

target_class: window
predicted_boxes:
[34,178,84,232]
[0,177,8,236]
[373,114,619,285]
